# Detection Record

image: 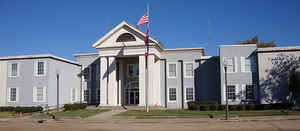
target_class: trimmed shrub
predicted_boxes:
[218,105,226,111]
[209,104,218,111]
[199,105,209,111]
[196,101,218,105]
[229,105,239,111]
[63,103,88,111]
[236,104,246,111]
[0,106,15,112]
[14,106,43,113]
[246,104,256,110]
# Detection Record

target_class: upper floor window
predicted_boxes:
[37,62,44,75]
[241,56,256,72]
[11,63,19,77]
[116,33,136,42]
[224,57,235,73]
[127,64,139,78]
[184,63,194,78]
[35,61,46,76]
[168,63,177,78]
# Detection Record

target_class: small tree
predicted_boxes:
[288,68,300,105]
[237,35,277,48]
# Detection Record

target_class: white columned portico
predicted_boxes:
[139,55,146,106]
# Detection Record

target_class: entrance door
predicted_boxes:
[128,90,139,105]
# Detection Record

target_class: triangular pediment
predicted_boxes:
[92,21,164,49]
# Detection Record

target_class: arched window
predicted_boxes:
[116,33,136,42]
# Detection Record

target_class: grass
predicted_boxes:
[0,112,14,118]
[118,109,292,118]
[40,109,111,119]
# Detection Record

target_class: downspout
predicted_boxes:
[80,65,83,104]
[178,60,184,109]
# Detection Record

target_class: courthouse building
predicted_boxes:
[0,21,299,109]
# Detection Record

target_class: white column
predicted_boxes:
[148,55,155,106]
[139,55,145,106]
[100,57,108,106]
[118,60,123,106]
[108,57,118,106]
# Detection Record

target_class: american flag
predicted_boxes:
[137,14,149,27]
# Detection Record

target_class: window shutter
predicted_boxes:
[34,61,37,76]
[16,88,19,102]
[8,64,12,77]
[240,57,245,72]
[234,57,238,72]
[44,61,47,76]
[33,86,37,102]
[43,86,47,102]
[77,88,80,102]
[7,88,11,102]
[241,84,246,100]
[17,63,20,77]
[70,88,73,102]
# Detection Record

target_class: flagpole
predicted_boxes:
[145,3,150,113]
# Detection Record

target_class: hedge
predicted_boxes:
[187,101,293,111]
[0,106,43,113]
[63,103,88,111]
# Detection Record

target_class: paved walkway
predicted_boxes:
[85,109,126,121]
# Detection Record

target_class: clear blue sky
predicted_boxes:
[1,0,300,60]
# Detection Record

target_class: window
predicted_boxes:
[35,61,46,76]
[116,33,136,42]
[244,58,251,72]
[9,88,17,102]
[128,64,134,77]
[11,63,18,77]
[127,64,139,77]
[84,89,89,102]
[241,57,256,73]
[224,57,235,73]
[186,88,194,101]
[246,85,254,100]
[184,63,194,77]
[168,88,176,101]
[71,88,76,102]
[168,63,177,78]
[38,62,44,75]
[226,85,236,100]
[33,86,46,102]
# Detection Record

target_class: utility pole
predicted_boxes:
[224,65,229,120]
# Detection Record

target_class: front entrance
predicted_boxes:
[123,63,139,105]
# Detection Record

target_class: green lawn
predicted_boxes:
[42,109,111,119]
[118,110,292,118]
[0,112,14,118]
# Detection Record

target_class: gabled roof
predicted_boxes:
[92,21,165,49]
